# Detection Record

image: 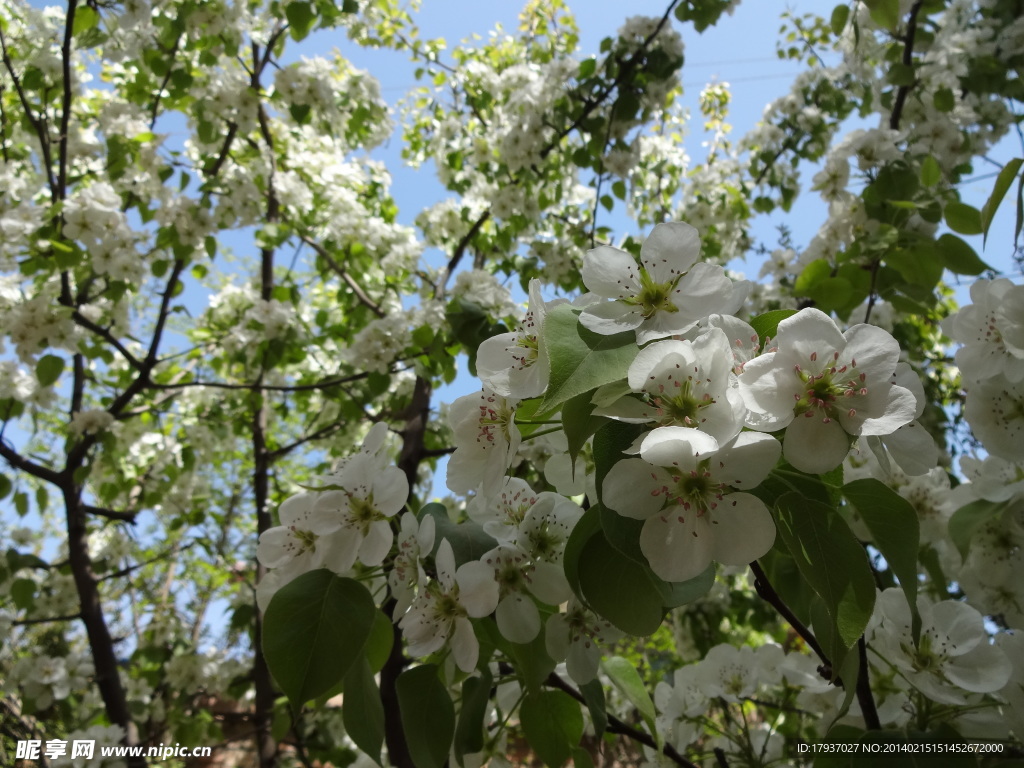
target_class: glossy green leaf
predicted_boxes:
[72,6,100,36]
[366,609,396,674]
[540,304,639,413]
[508,625,558,693]
[577,529,663,636]
[592,421,643,505]
[936,234,991,275]
[749,309,797,346]
[36,355,64,387]
[396,664,455,768]
[842,479,920,641]
[563,505,601,607]
[561,392,609,469]
[454,671,492,765]
[262,570,376,706]
[285,1,316,40]
[520,689,584,767]
[944,201,983,235]
[864,0,899,29]
[981,157,1023,246]
[343,655,385,765]
[920,155,941,187]
[578,678,607,738]
[830,5,850,35]
[602,656,657,741]
[774,493,875,663]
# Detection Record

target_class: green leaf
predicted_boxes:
[886,63,915,86]
[11,577,36,610]
[920,155,941,187]
[592,421,643,505]
[830,5,850,35]
[520,689,584,768]
[36,355,64,387]
[944,201,983,235]
[577,529,663,636]
[343,655,385,765]
[578,58,597,78]
[981,157,1023,246]
[365,609,395,674]
[396,664,455,768]
[454,671,492,765]
[540,304,639,413]
[842,479,921,641]
[418,503,497,567]
[73,6,100,36]
[936,233,992,275]
[749,309,797,346]
[285,1,316,40]
[773,493,876,668]
[602,657,657,741]
[933,87,955,112]
[0,473,10,501]
[262,570,376,706]
[563,506,602,606]
[578,679,607,738]
[864,0,899,29]
[561,392,609,469]
[948,498,1010,561]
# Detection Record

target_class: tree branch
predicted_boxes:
[298,234,386,318]
[889,1,924,131]
[750,560,833,675]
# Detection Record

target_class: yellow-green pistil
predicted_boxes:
[624,268,681,318]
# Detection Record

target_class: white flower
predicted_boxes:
[310,452,409,571]
[477,279,557,399]
[579,222,747,344]
[69,409,115,435]
[738,308,917,474]
[598,326,746,443]
[399,539,499,673]
[869,588,1012,705]
[603,428,780,582]
[446,389,520,498]
[942,278,1024,385]
[388,512,436,617]
[545,598,623,684]
[694,643,784,702]
[964,373,1024,462]
[256,493,324,578]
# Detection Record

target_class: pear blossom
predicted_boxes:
[447,388,521,498]
[964,373,1024,461]
[738,307,917,474]
[598,326,746,443]
[309,451,409,572]
[693,643,784,702]
[603,428,780,582]
[654,665,708,754]
[545,598,623,684]
[579,221,747,344]
[256,492,325,579]
[942,278,1024,385]
[399,539,499,673]
[477,278,558,399]
[388,512,437,617]
[466,477,540,543]
[868,588,1012,705]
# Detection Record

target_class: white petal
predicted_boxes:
[709,493,776,566]
[456,560,500,617]
[582,245,641,298]
[579,300,644,336]
[640,512,715,583]
[436,539,457,590]
[452,616,480,673]
[639,427,719,468]
[783,414,851,474]
[496,594,541,644]
[883,422,938,476]
[603,458,670,520]
[713,432,781,489]
[945,644,1012,694]
[527,560,572,605]
[641,221,701,282]
[359,520,393,567]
